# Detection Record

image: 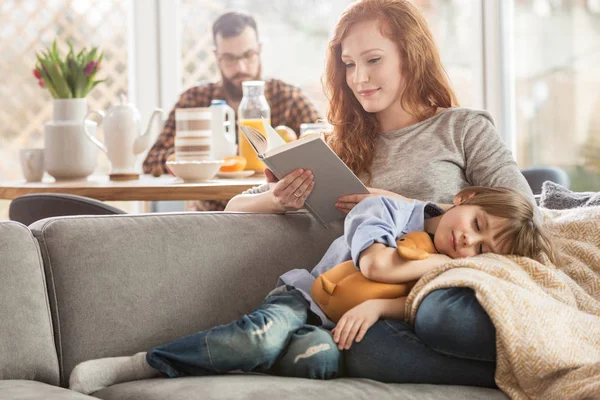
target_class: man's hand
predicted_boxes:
[335,187,413,214]
[265,168,314,212]
[331,300,381,350]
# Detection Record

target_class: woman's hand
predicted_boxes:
[265,168,315,212]
[331,300,381,350]
[335,187,413,214]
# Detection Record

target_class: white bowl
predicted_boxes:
[166,160,224,183]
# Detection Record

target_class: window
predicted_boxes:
[514,0,600,190]
[0,0,132,218]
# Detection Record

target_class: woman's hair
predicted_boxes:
[323,0,458,180]
[456,186,556,264]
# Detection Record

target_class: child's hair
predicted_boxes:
[456,186,556,264]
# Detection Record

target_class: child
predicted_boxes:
[69,186,553,394]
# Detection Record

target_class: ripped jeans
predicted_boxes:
[146,286,341,379]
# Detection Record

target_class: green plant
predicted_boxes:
[33,40,104,98]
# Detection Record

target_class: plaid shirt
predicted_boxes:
[142,78,321,211]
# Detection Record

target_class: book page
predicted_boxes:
[262,118,286,152]
[239,125,268,155]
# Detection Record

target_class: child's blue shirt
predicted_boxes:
[277,196,444,328]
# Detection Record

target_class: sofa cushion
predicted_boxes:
[540,181,600,209]
[0,221,59,385]
[30,212,342,386]
[0,380,96,399]
[93,375,508,400]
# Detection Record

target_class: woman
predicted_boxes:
[226,0,532,387]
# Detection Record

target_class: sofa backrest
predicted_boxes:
[31,211,343,386]
[0,221,59,385]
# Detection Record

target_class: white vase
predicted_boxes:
[44,98,98,180]
[52,98,88,122]
[44,121,98,180]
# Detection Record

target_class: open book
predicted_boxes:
[239,120,370,225]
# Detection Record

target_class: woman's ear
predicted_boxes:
[453,191,477,206]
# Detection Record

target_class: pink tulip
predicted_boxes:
[38,79,45,88]
[84,61,98,76]
[33,68,42,79]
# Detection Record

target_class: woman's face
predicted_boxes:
[341,19,405,114]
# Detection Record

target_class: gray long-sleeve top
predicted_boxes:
[242,107,533,204]
[360,107,533,204]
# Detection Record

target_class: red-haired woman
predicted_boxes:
[226,0,530,388]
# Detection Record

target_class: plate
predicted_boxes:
[216,170,256,179]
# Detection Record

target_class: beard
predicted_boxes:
[221,64,262,100]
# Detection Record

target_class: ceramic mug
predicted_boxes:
[19,148,45,182]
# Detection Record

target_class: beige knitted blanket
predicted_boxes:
[406,206,600,400]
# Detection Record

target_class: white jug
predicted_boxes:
[83,94,162,174]
[210,100,237,160]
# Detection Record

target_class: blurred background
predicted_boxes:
[1,0,599,217]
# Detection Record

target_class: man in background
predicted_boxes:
[143,11,321,211]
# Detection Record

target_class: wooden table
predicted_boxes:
[0,174,267,201]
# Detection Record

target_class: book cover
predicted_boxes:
[239,122,370,224]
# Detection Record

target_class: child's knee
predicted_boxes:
[415,287,490,345]
[234,323,289,361]
[276,327,342,379]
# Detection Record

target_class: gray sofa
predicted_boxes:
[1,212,508,399]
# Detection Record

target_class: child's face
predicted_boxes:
[434,204,511,258]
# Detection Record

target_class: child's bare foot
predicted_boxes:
[69,352,160,394]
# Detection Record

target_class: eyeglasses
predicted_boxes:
[217,49,260,67]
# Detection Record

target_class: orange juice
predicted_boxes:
[238,118,270,172]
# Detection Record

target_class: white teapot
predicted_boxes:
[83,94,162,174]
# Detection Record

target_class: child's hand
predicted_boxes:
[331,300,380,350]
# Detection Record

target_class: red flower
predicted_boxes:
[38,79,45,88]
[84,61,98,76]
[33,68,42,79]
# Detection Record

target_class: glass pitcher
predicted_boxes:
[238,81,271,172]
